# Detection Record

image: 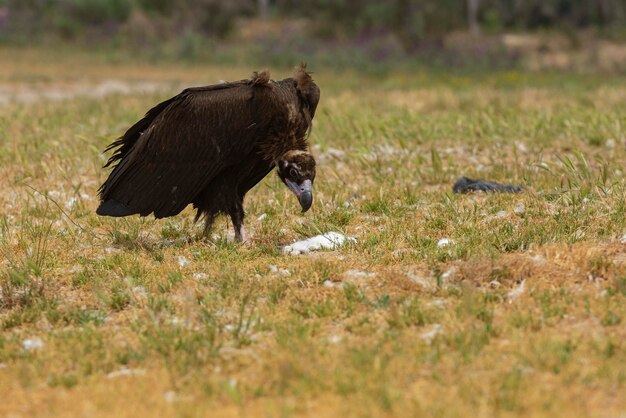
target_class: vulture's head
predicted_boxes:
[277,150,316,212]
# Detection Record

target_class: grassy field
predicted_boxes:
[0,48,625,418]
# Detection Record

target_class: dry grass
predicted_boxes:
[0,46,625,417]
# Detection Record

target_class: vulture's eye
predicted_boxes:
[289,168,298,178]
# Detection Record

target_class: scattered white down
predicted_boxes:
[22,338,44,351]
[420,324,443,344]
[131,286,147,299]
[65,196,79,209]
[177,256,189,267]
[427,299,448,308]
[406,272,436,291]
[495,210,508,218]
[106,367,147,378]
[343,270,376,279]
[437,238,453,248]
[192,272,209,280]
[163,390,192,403]
[283,232,355,255]
[164,391,177,403]
[515,141,529,153]
[531,254,545,264]
[268,265,291,276]
[605,138,616,149]
[440,267,456,282]
[507,280,526,303]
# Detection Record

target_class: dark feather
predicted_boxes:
[96,199,136,217]
[453,177,523,194]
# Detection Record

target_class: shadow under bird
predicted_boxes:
[97,65,319,242]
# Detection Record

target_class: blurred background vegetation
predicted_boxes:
[0,0,624,71]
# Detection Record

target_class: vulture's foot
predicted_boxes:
[235,225,250,243]
[229,204,247,243]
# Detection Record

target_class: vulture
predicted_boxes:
[97,65,319,242]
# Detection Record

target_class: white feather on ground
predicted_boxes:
[192,272,209,280]
[437,238,453,248]
[283,232,355,255]
[106,367,147,379]
[507,280,526,303]
[176,256,189,267]
[420,324,443,344]
[22,338,44,351]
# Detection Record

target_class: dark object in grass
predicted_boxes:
[97,65,319,242]
[453,177,523,194]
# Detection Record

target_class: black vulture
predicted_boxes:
[97,65,319,242]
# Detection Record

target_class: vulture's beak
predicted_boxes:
[285,178,313,212]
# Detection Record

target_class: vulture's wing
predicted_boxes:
[98,77,279,218]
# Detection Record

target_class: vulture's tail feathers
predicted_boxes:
[96,199,138,217]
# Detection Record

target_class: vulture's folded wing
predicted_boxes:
[98,78,278,218]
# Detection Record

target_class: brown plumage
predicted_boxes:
[97,65,319,241]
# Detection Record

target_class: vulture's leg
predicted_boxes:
[229,201,246,242]
[203,212,217,237]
